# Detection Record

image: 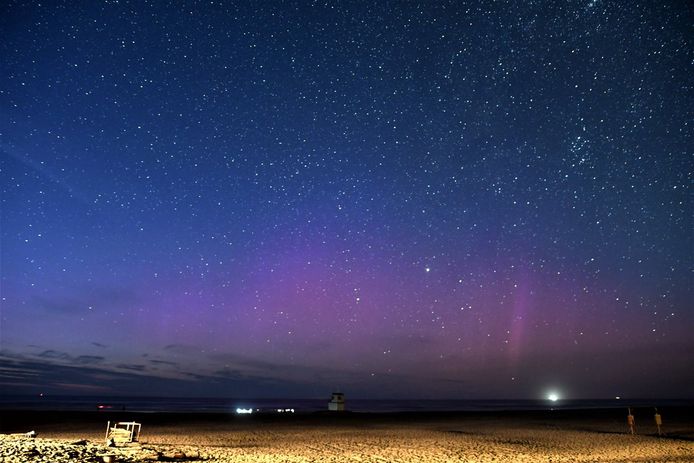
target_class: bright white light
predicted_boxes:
[547,392,559,402]
[235,408,253,414]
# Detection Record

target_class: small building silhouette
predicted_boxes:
[328,392,345,411]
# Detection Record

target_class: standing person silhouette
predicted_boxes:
[627,408,636,435]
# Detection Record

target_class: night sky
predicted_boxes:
[1,1,692,400]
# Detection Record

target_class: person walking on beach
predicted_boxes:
[627,408,636,435]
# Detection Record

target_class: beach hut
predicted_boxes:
[328,392,345,411]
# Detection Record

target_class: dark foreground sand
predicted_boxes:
[1,408,693,462]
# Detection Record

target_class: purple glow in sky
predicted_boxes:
[1,1,692,399]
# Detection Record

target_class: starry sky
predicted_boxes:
[1,1,692,400]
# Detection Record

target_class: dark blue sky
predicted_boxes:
[1,0,692,399]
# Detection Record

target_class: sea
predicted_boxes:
[0,395,690,414]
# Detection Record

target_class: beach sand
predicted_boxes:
[1,408,693,462]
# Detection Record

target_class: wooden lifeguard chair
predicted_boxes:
[105,421,141,445]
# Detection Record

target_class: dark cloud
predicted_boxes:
[0,351,319,398]
[212,368,245,379]
[36,350,103,365]
[149,359,179,366]
[116,364,147,371]
[162,344,199,353]
[37,350,71,360]
[74,355,105,364]
[182,372,210,380]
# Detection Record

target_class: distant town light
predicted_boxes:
[547,392,559,402]
[235,408,253,414]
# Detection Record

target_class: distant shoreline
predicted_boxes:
[1,394,692,414]
[3,404,694,434]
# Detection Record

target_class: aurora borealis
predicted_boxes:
[1,1,692,399]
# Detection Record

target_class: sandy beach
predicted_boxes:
[1,408,693,462]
